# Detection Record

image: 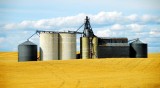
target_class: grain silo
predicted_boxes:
[130,39,147,58]
[40,31,59,60]
[80,16,96,59]
[59,32,76,60]
[18,40,37,62]
[80,37,89,59]
[92,37,98,58]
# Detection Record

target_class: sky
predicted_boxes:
[0,0,160,52]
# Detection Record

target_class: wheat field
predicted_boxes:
[0,52,160,88]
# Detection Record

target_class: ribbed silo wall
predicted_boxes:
[81,37,89,59]
[92,37,98,58]
[40,32,59,60]
[130,43,147,58]
[18,41,37,62]
[59,33,76,60]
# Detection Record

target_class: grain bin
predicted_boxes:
[40,31,59,60]
[130,39,147,58]
[80,37,89,59]
[59,32,76,60]
[18,40,37,62]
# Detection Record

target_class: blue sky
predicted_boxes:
[0,0,160,52]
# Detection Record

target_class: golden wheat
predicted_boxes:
[0,52,160,88]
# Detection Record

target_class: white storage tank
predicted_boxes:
[59,32,76,60]
[40,31,59,60]
[80,37,89,59]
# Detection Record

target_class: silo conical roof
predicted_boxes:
[131,39,144,44]
[19,40,36,45]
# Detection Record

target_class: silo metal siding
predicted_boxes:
[81,37,89,59]
[130,43,147,58]
[59,33,76,60]
[40,32,59,61]
[18,41,37,62]
[98,37,128,45]
[92,37,98,58]
[80,37,82,58]
[98,46,129,58]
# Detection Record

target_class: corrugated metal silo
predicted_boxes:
[40,32,59,60]
[81,37,89,59]
[18,40,37,62]
[130,39,147,58]
[92,37,98,58]
[59,32,76,60]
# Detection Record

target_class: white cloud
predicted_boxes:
[3,13,86,30]
[1,11,160,52]
[141,15,160,23]
[126,14,138,21]
[4,23,17,30]
[150,31,158,35]
[95,28,112,37]
[149,28,160,37]
[111,24,124,30]
[2,11,160,31]
[92,11,122,21]
[126,23,145,32]
[0,37,5,43]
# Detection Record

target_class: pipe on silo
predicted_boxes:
[59,32,76,60]
[40,32,59,61]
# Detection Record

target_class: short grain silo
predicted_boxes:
[80,37,98,59]
[130,39,147,58]
[59,32,76,60]
[80,37,89,59]
[40,31,59,60]
[18,40,37,62]
[92,37,98,58]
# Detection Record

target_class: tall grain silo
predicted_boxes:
[130,39,147,58]
[18,40,37,62]
[40,31,59,60]
[81,37,89,59]
[92,37,98,58]
[59,32,76,60]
